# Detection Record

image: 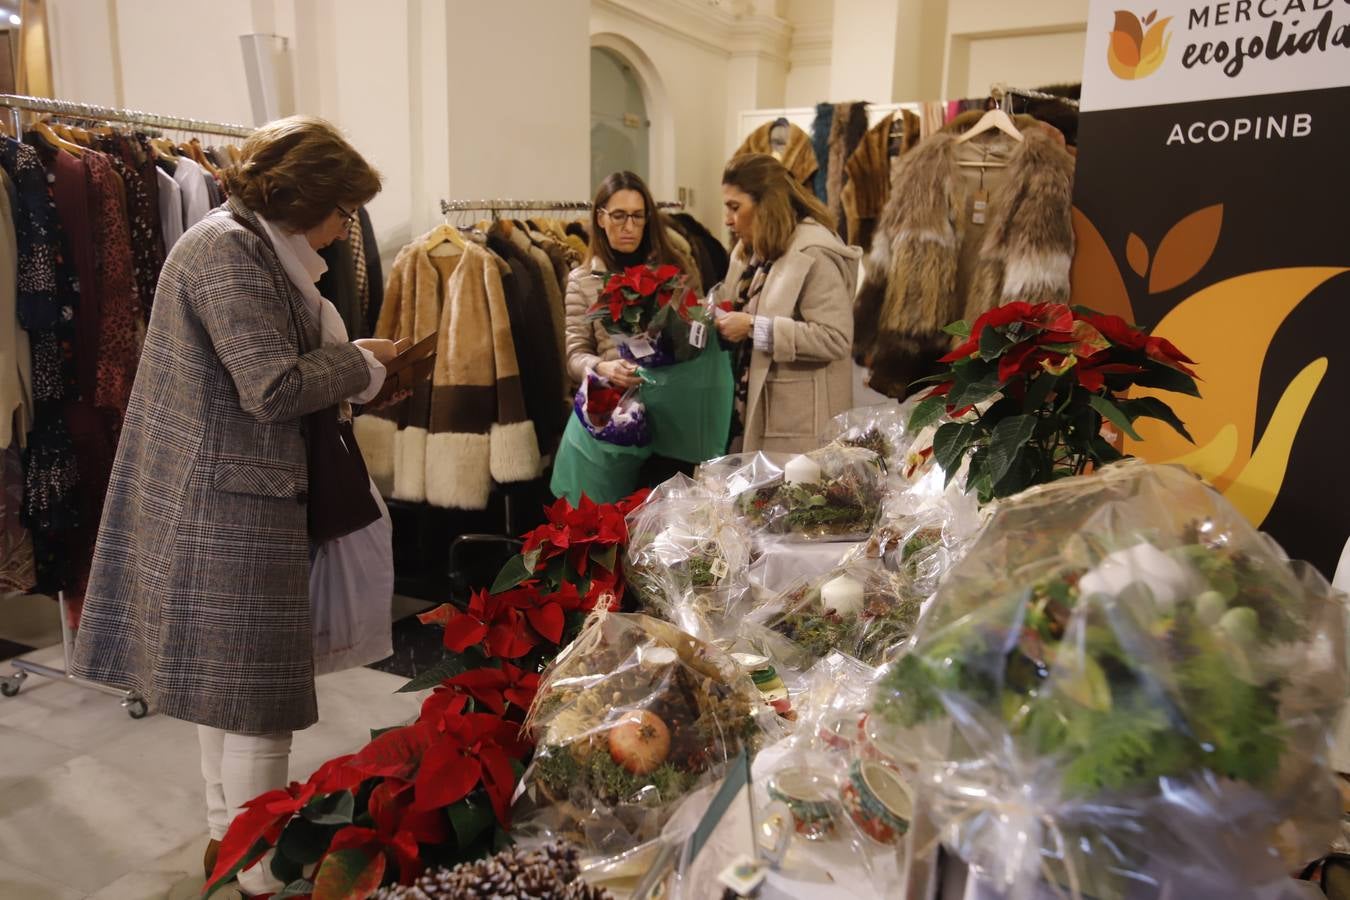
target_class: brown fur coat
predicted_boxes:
[855,116,1076,397]
[734,121,818,185]
[826,101,870,235]
[842,109,921,250]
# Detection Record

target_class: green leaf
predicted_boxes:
[1121,396,1194,443]
[1089,435,1126,464]
[1088,395,1142,441]
[313,848,386,900]
[907,396,946,432]
[270,839,305,884]
[447,798,496,848]
[370,725,397,740]
[933,422,978,483]
[948,370,1004,409]
[943,319,972,338]
[397,652,472,693]
[979,325,1015,359]
[277,880,317,899]
[204,837,271,898]
[590,544,619,573]
[1023,373,1061,412]
[276,817,332,867]
[1133,363,1202,397]
[490,554,533,594]
[302,790,355,826]
[986,415,1037,486]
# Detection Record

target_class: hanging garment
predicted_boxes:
[811,103,834,203]
[100,134,166,322]
[157,166,184,252]
[855,115,1075,398]
[316,228,363,340]
[346,216,369,337]
[487,229,566,457]
[0,169,32,449]
[504,221,569,367]
[734,120,818,186]
[86,152,141,416]
[671,212,729,289]
[358,208,383,336]
[426,240,540,510]
[920,101,947,140]
[0,443,35,593]
[174,155,212,228]
[841,109,921,251]
[825,101,870,238]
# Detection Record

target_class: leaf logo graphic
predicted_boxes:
[1108,9,1172,80]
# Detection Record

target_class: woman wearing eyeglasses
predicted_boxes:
[554,171,732,500]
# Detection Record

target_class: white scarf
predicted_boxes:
[258,215,385,404]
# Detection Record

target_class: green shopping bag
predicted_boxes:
[639,338,734,463]
[550,412,651,505]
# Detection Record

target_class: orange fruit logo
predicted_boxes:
[1108,9,1172,79]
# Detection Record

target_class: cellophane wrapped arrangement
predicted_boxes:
[870,461,1347,899]
[752,549,923,670]
[623,475,752,641]
[822,402,918,479]
[732,446,886,541]
[513,612,773,866]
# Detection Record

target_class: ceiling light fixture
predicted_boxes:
[8,14,20,25]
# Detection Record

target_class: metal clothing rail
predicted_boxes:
[0,91,254,721]
[990,83,1080,109]
[0,92,254,137]
[440,198,685,215]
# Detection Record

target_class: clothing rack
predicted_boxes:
[0,94,254,720]
[990,83,1080,109]
[0,92,254,137]
[439,198,685,216]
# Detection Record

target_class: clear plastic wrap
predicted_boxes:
[870,460,1348,899]
[822,401,918,478]
[731,446,886,542]
[751,550,924,670]
[695,451,785,503]
[513,612,775,868]
[623,475,753,641]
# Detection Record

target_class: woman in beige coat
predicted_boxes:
[716,153,860,453]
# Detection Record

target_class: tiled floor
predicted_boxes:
[0,596,435,899]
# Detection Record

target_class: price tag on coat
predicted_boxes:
[971,189,989,225]
[689,320,707,349]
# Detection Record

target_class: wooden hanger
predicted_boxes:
[150,136,178,159]
[422,222,468,258]
[32,120,85,156]
[955,106,1023,146]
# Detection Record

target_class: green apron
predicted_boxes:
[639,339,734,463]
[550,412,651,506]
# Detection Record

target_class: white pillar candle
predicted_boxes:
[784,454,822,485]
[821,574,864,617]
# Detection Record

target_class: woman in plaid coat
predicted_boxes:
[70,117,396,892]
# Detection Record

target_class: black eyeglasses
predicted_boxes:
[600,209,647,227]
[336,205,359,224]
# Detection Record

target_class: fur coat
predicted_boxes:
[811,103,834,202]
[735,120,818,185]
[842,109,921,251]
[855,116,1076,398]
[825,101,870,236]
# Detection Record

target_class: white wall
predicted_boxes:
[961,29,1087,99]
[784,0,830,106]
[943,0,1088,96]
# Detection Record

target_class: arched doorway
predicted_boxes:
[590,46,648,188]
[589,33,674,201]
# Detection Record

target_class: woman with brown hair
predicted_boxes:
[552,170,732,502]
[70,116,395,894]
[717,152,861,453]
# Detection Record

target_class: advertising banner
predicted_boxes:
[1071,0,1350,574]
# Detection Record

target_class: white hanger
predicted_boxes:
[955,106,1023,145]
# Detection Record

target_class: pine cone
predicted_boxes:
[373,842,612,900]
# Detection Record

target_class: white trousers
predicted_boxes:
[197,725,293,895]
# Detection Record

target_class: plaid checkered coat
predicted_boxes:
[70,198,372,734]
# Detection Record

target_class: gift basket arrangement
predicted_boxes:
[871,461,1348,899]
[623,475,753,641]
[513,612,774,866]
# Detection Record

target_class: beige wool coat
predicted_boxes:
[727,220,860,454]
[70,198,373,735]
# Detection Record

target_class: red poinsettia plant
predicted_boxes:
[587,263,711,365]
[206,491,649,900]
[909,302,1199,504]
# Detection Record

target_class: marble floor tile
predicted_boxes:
[0,858,84,900]
[93,711,212,798]
[0,724,80,796]
[0,755,206,894]
[85,834,219,900]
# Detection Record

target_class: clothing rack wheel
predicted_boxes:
[2,591,151,719]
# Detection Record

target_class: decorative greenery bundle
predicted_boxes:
[736,448,885,540]
[767,569,923,666]
[207,492,650,900]
[371,842,612,900]
[908,301,1200,504]
[871,462,1346,896]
